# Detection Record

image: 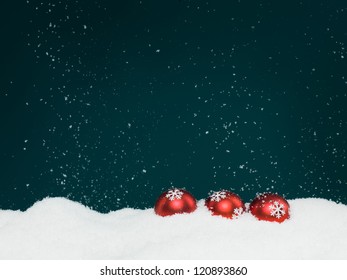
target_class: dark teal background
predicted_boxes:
[1,0,346,212]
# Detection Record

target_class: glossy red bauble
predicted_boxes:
[154,188,197,217]
[249,193,290,223]
[205,190,245,219]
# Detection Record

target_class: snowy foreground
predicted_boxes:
[1,197,347,259]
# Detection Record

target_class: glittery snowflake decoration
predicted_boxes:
[232,207,244,219]
[210,191,227,202]
[269,201,286,219]
[165,189,184,201]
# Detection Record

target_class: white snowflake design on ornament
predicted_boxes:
[232,207,244,219]
[269,201,286,219]
[165,189,184,201]
[210,191,227,202]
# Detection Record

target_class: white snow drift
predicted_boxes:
[0,197,347,259]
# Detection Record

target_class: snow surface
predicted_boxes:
[1,197,347,259]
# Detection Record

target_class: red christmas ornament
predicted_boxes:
[249,193,290,223]
[205,190,245,219]
[154,188,197,217]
